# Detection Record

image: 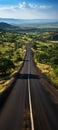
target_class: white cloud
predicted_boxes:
[39,5,52,9]
[28,3,37,9]
[0,2,52,10]
[0,1,27,11]
[0,5,16,11]
[28,3,52,9]
[0,2,57,19]
[19,1,26,9]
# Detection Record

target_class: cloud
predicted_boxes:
[0,2,57,19]
[39,5,52,9]
[19,1,26,9]
[0,5,16,11]
[0,1,26,11]
[28,3,37,9]
[28,3,52,9]
[0,2,52,10]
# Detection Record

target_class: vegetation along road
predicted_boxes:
[0,42,58,130]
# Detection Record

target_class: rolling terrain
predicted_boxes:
[0,43,58,130]
[0,20,58,32]
[0,22,58,130]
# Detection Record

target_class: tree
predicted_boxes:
[0,57,15,75]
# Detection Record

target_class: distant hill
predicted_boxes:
[0,18,58,25]
[0,22,14,29]
[0,21,58,33]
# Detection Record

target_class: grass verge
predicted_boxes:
[35,58,58,87]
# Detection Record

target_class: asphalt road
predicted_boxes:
[0,43,58,130]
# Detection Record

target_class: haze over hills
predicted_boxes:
[0,18,58,25]
[0,19,58,32]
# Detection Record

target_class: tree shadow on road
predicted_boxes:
[15,73,39,79]
[0,73,39,110]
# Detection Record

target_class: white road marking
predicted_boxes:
[28,50,34,130]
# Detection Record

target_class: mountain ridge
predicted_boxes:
[0,18,58,25]
[0,22,14,29]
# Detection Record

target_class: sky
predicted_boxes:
[0,0,58,19]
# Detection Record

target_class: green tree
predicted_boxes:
[0,58,15,75]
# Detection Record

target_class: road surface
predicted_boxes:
[0,43,58,130]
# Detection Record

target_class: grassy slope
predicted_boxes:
[31,32,58,86]
[0,31,32,92]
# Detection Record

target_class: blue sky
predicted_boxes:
[0,0,58,19]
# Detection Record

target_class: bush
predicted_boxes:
[51,56,58,65]
[54,68,58,76]
[35,52,49,63]
[0,57,15,74]
[31,43,37,50]
[41,45,48,51]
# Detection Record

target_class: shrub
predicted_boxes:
[35,52,49,63]
[0,57,15,74]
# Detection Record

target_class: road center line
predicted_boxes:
[28,50,34,130]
